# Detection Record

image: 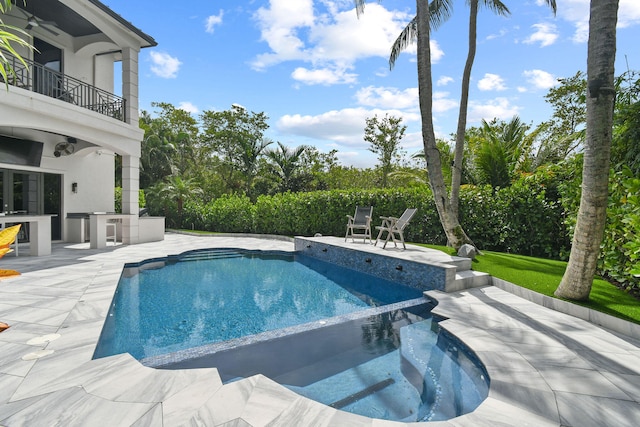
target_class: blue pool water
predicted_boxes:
[93,248,489,422]
[93,249,422,360]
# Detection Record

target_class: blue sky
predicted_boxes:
[103,0,640,168]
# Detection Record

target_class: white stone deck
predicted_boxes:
[0,233,639,426]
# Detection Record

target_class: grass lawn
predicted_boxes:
[421,244,640,325]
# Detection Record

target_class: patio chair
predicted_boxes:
[374,208,417,249]
[345,206,373,243]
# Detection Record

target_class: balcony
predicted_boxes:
[3,54,126,122]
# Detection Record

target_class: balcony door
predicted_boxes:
[33,38,63,97]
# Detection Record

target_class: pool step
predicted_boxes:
[329,378,395,409]
[178,250,244,262]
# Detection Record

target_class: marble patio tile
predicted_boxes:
[474,350,536,373]
[162,368,223,426]
[600,372,640,402]
[450,397,558,427]
[0,322,58,345]
[486,326,568,348]
[487,379,559,421]
[84,362,220,404]
[487,366,552,392]
[240,375,300,427]
[63,299,110,324]
[0,394,48,424]
[25,296,79,312]
[325,408,374,427]
[46,319,104,351]
[190,377,259,425]
[0,341,39,377]
[0,374,23,404]
[0,292,57,307]
[10,343,97,401]
[216,418,253,427]
[265,396,336,427]
[0,283,84,299]
[556,391,640,427]
[131,403,164,427]
[538,365,630,400]
[511,342,594,370]
[0,304,69,327]
[1,386,156,427]
[560,329,640,354]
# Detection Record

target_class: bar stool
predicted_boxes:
[106,222,117,245]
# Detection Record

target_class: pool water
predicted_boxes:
[93,248,489,422]
[93,249,422,360]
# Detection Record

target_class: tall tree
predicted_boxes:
[449,0,514,219]
[358,0,472,248]
[555,0,619,301]
[388,0,555,231]
[201,105,272,198]
[364,113,407,188]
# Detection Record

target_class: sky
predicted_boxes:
[102,0,640,168]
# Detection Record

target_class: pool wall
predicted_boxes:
[295,237,453,292]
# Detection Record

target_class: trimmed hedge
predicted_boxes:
[178,184,569,259]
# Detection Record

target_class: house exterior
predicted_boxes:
[0,0,161,246]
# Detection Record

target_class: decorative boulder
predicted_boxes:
[458,244,477,260]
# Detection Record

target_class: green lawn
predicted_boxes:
[422,244,640,325]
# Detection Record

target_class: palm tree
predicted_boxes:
[555,0,619,301]
[265,142,307,193]
[154,175,203,227]
[390,1,556,216]
[0,1,32,89]
[357,0,472,248]
[471,116,530,188]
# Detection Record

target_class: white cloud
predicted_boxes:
[523,69,557,90]
[149,51,181,79]
[437,76,454,86]
[486,28,508,41]
[523,22,558,47]
[291,66,357,85]
[276,107,419,149]
[355,86,419,109]
[618,0,640,28]
[556,0,640,43]
[478,73,507,91]
[251,1,416,84]
[432,91,458,113]
[205,10,224,34]
[178,102,199,114]
[468,98,521,124]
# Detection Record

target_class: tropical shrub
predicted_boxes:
[600,167,640,290]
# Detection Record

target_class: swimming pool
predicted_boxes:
[93,248,489,422]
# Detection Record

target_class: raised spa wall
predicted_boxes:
[294,236,456,292]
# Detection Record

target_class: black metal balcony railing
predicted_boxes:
[3,54,126,122]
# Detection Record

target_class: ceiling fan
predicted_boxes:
[54,138,77,157]
[15,7,60,36]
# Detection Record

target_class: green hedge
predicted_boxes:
[177,184,569,259]
[155,166,640,292]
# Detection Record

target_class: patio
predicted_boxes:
[0,233,639,426]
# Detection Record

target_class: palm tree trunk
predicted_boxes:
[555,0,618,300]
[416,0,472,249]
[450,0,478,218]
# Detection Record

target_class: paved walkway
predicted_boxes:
[0,234,639,426]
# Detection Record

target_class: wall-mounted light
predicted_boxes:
[72,182,78,193]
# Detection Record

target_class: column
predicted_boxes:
[121,47,139,125]
[121,155,139,244]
